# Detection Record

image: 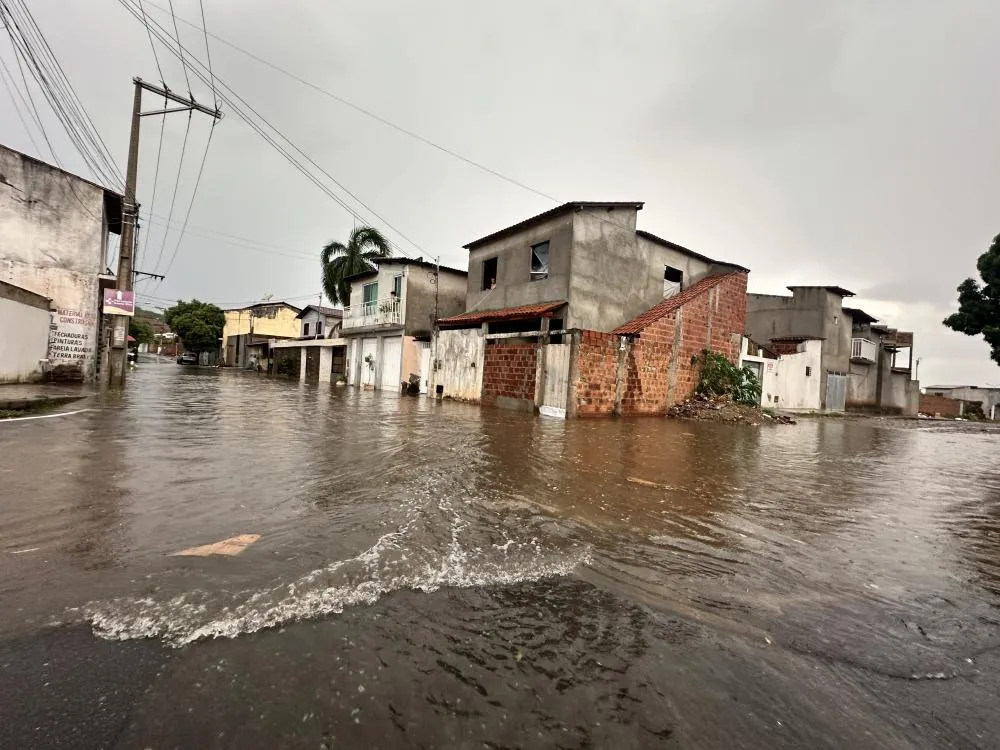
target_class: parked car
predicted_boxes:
[177,352,199,365]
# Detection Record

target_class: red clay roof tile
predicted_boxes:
[611,273,739,335]
[437,300,566,327]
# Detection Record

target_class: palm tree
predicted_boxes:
[320,226,393,306]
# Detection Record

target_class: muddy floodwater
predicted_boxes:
[1,363,998,748]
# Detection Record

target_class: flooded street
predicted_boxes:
[1,363,999,748]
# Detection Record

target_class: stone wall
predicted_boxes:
[482,342,537,407]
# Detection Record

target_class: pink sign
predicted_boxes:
[103,288,135,316]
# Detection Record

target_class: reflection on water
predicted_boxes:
[2,363,999,746]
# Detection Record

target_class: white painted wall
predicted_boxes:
[740,338,823,411]
[776,341,823,410]
[0,296,51,383]
[432,327,485,402]
[0,147,113,381]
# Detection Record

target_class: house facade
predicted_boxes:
[222,301,302,369]
[434,201,750,417]
[745,286,919,414]
[342,258,467,392]
[0,144,123,382]
[270,305,348,382]
[0,280,53,383]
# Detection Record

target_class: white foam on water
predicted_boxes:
[85,496,589,647]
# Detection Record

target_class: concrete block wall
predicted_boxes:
[482,342,537,404]
[622,272,747,415]
[919,393,963,418]
[573,331,618,416]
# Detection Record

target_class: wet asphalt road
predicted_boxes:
[1,362,999,748]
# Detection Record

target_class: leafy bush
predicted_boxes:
[691,350,762,405]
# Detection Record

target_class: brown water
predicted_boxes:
[1,363,998,748]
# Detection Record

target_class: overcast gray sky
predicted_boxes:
[3,0,998,387]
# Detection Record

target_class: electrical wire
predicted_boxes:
[166,0,191,94]
[148,110,193,276]
[151,120,217,296]
[9,0,122,186]
[197,0,216,108]
[135,99,168,293]
[135,0,165,84]
[0,0,123,189]
[119,0,426,261]
[141,0,558,203]
[0,53,43,154]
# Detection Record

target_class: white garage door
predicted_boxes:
[380,336,403,391]
[360,338,378,386]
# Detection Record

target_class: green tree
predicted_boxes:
[129,318,154,345]
[164,300,225,354]
[943,234,1000,366]
[320,226,392,306]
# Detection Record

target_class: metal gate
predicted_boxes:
[380,336,403,391]
[539,343,570,418]
[826,373,847,411]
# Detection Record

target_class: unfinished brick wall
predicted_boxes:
[482,342,537,404]
[919,393,963,418]
[573,330,618,417]
[622,272,748,415]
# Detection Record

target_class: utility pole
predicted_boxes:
[108,77,222,387]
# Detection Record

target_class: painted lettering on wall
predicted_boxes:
[49,307,96,363]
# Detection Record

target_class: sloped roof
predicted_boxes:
[296,305,343,319]
[612,273,740,336]
[463,202,644,250]
[437,300,566,327]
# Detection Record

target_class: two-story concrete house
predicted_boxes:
[342,258,467,392]
[458,201,740,333]
[222,301,302,369]
[745,286,918,414]
[434,201,750,417]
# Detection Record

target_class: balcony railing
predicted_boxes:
[343,297,402,329]
[851,337,878,363]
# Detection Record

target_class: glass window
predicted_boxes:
[392,274,403,298]
[363,282,378,304]
[530,241,549,281]
[303,322,310,336]
[316,321,323,336]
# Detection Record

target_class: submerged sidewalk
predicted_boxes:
[0,383,91,411]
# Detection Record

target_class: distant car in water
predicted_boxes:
[177,352,199,366]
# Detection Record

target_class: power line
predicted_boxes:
[135,99,168,293]
[149,110,193,275]
[154,120,218,293]
[135,0,165,84]
[165,0,191,94]
[196,0,216,108]
[0,0,123,189]
[0,53,43,154]
[142,0,558,203]
[119,0,427,260]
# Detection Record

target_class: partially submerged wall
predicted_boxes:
[433,327,485,402]
[482,341,537,410]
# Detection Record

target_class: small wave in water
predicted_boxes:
[85,495,590,647]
